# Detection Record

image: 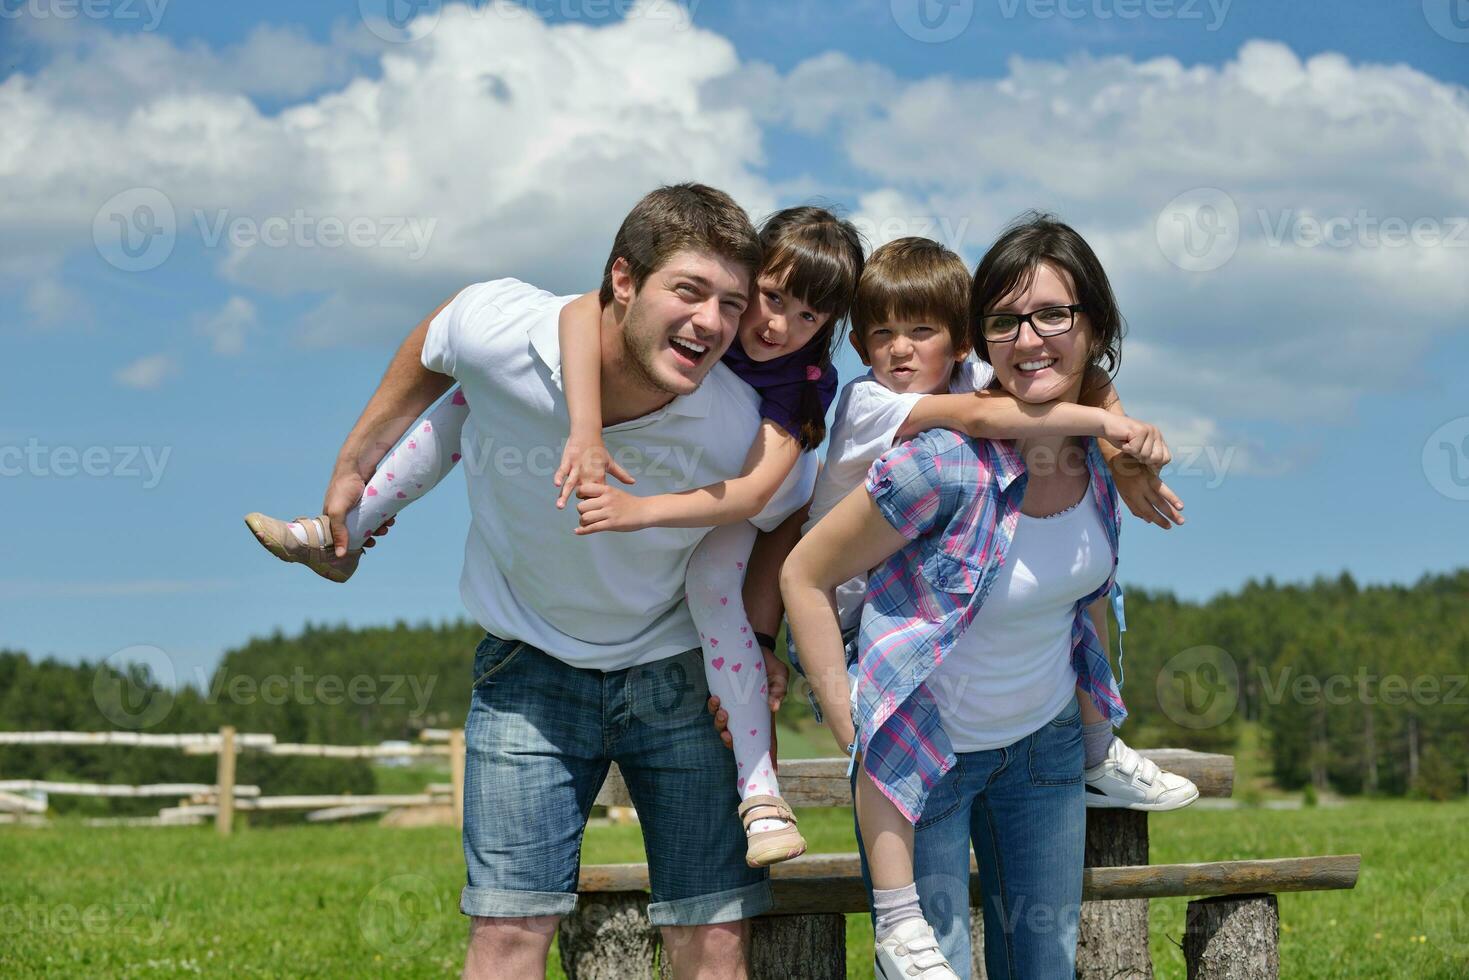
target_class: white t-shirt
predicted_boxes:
[802,356,994,631]
[927,492,1111,751]
[421,278,817,670]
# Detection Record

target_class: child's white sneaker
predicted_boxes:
[1085,736,1199,811]
[875,917,959,979]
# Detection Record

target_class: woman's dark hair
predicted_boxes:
[969,211,1125,388]
[758,205,865,451]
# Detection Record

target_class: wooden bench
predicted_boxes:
[559,750,1361,979]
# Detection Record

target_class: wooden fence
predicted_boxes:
[0,727,467,834]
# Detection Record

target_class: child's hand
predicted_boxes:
[1108,454,1186,529]
[1101,414,1171,471]
[574,483,653,534]
[554,438,636,511]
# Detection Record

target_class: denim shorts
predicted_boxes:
[459,632,772,926]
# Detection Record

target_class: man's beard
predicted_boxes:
[618,299,684,397]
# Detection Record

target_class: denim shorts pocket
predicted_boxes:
[471,634,528,688]
[1029,701,1084,786]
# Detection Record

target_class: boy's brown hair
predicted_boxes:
[850,237,971,358]
[599,183,763,307]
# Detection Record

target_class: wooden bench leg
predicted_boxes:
[1184,894,1280,980]
[558,891,657,980]
[749,914,846,979]
[1079,808,1151,979]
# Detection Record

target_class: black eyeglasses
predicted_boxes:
[979,304,1084,344]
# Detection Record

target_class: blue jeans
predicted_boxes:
[853,698,1086,979]
[460,632,772,925]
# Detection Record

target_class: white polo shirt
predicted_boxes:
[422,278,817,670]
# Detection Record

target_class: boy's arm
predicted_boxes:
[553,293,634,509]
[1084,376,1187,530]
[323,296,457,556]
[575,421,801,533]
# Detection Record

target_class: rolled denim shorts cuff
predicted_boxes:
[460,885,578,919]
[646,880,773,927]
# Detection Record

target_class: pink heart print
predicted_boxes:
[738,762,744,769]
[422,422,432,432]
[760,685,767,695]
[396,491,407,499]
[709,638,719,647]
[452,390,467,405]
[711,657,725,670]
[738,778,746,789]
[736,561,745,570]
[720,597,729,606]
[749,729,758,737]
[365,487,378,497]
[407,440,417,450]
[731,663,742,673]
[385,473,395,481]
[745,640,753,648]
[451,453,461,462]
[740,626,748,633]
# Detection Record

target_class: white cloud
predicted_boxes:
[114,353,178,390]
[195,296,257,356]
[0,1,776,347]
[761,41,1469,449]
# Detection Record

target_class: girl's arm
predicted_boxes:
[779,483,912,752]
[574,420,801,534]
[553,293,635,509]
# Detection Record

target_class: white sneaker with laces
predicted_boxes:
[875,917,960,979]
[1085,736,1199,811]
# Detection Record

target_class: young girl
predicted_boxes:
[245,205,867,868]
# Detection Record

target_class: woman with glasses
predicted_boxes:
[782,212,1192,978]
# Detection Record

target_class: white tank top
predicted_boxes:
[927,490,1112,752]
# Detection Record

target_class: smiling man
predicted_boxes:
[321,184,814,979]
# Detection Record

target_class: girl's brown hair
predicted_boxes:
[757,205,864,450]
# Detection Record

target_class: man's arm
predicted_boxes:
[322,296,458,555]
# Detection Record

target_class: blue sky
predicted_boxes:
[2,0,1467,682]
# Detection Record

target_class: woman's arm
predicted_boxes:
[553,293,634,509]
[780,484,912,752]
[574,421,801,533]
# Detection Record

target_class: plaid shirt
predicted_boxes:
[854,429,1128,823]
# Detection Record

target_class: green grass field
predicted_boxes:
[3,798,1467,978]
